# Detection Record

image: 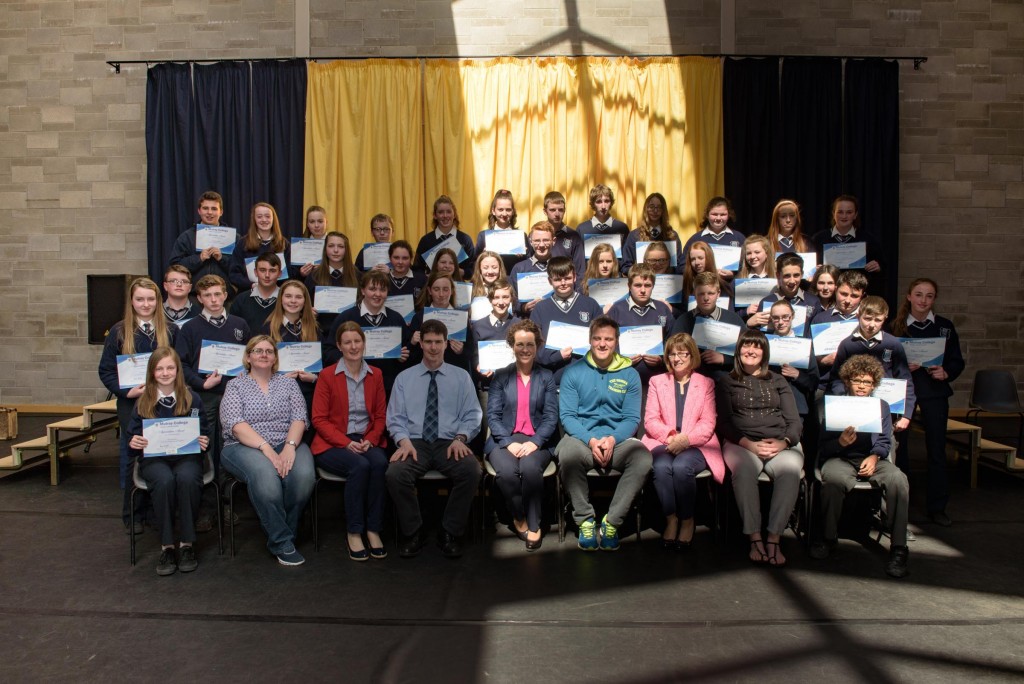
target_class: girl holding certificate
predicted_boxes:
[582,243,621,298]
[297,205,329,279]
[642,333,724,551]
[475,190,526,273]
[470,251,509,300]
[766,199,813,254]
[220,336,315,566]
[715,329,804,567]
[126,347,209,576]
[620,193,682,276]
[98,277,176,533]
[890,278,965,526]
[229,202,289,292]
[410,274,467,370]
[811,264,841,311]
[355,213,395,273]
[413,195,476,279]
[305,231,358,290]
[263,280,321,425]
[312,322,389,561]
[683,241,733,303]
[738,235,777,321]
[682,197,746,281]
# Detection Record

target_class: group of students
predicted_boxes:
[97,187,963,578]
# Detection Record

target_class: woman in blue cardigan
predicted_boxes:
[485,319,559,550]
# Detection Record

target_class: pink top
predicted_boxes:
[512,374,535,436]
[641,371,725,484]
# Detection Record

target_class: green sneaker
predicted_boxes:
[599,515,620,551]
[577,518,598,551]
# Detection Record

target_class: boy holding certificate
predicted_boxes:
[530,256,603,384]
[812,355,910,579]
[540,191,585,278]
[510,221,557,315]
[385,240,426,299]
[229,252,281,332]
[163,265,200,329]
[810,270,868,389]
[751,254,821,333]
[355,214,394,273]
[168,191,232,291]
[670,272,744,380]
[576,184,630,244]
[607,263,673,386]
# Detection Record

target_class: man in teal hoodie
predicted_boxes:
[557,315,653,551]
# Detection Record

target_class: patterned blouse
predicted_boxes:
[220,372,309,447]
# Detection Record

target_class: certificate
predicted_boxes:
[824,396,883,433]
[898,337,946,367]
[314,286,357,314]
[245,253,289,282]
[583,233,623,258]
[454,282,474,310]
[709,244,741,271]
[423,307,469,342]
[619,326,665,356]
[822,242,867,269]
[691,318,742,355]
[290,238,324,265]
[470,296,492,321]
[873,378,908,415]
[116,353,151,390]
[477,340,515,373]
[766,334,812,369]
[516,272,553,301]
[385,295,415,324]
[636,240,678,267]
[776,251,818,280]
[760,300,810,336]
[652,274,683,304]
[421,235,468,269]
[276,341,323,373]
[363,326,403,359]
[195,224,236,254]
[142,417,201,458]
[483,229,528,255]
[733,278,777,307]
[810,320,858,357]
[361,242,391,269]
[544,321,591,356]
[197,340,246,376]
[688,296,730,311]
[587,278,628,307]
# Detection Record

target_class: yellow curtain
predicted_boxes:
[423,56,723,239]
[303,60,425,248]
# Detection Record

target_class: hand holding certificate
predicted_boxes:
[544,321,591,356]
[363,327,403,359]
[691,318,742,355]
[277,342,323,374]
[822,242,867,269]
[477,340,515,373]
[483,229,528,255]
[516,272,553,301]
[314,286,357,314]
[824,395,883,433]
[898,337,945,367]
[117,352,152,390]
[423,308,469,342]
[290,238,324,266]
[361,242,391,270]
[810,320,858,357]
[619,326,665,356]
[766,334,812,369]
[873,378,908,415]
[198,340,246,376]
[195,225,237,254]
[587,278,628,307]
[142,417,201,457]
[733,278,777,307]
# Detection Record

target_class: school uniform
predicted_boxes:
[606,297,674,386]
[811,227,885,296]
[228,237,290,292]
[577,217,629,271]
[168,227,232,290]
[620,229,683,277]
[475,229,528,274]
[829,330,917,432]
[681,227,747,270]
[228,287,278,333]
[163,298,201,330]
[413,228,477,280]
[530,292,603,383]
[669,305,744,380]
[305,270,356,333]
[509,257,558,314]
[769,329,820,417]
[469,313,519,390]
[757,289,822,337]
[354,244,386,272]
[810,305,861,390]
[543,226,585,278]
[386,270,426,300]
[323,303,411,395]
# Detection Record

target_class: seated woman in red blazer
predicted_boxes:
[642,332,723,550]
[312,321,389,562]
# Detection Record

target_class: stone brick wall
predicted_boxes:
[0,0,1020,405]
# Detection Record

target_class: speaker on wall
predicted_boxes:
[87,274,149,345]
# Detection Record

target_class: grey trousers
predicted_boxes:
[723,441,804,536]
[556,436,653,526]
[820,456,910,547]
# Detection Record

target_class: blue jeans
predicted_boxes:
[221,441,315,555]
[651,446,707,519]
[316,435,388,534]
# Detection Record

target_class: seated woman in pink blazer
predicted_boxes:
[642,332,724,550]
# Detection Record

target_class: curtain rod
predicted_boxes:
[106,54,927,74]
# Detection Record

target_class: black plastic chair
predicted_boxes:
[967,370,1023,447]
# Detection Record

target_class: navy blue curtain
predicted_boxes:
[845,59,900,304]
[145,63,195,281]
[723,58,781,235]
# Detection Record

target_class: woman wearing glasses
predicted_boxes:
[641,333,723,550]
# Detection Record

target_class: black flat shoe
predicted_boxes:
[526,535,543,551]
[675,539,693,551]
[348,547,369,562]
[661,538,678,551]
[437,530,463,559]
[369,546,388,560]
[399,529,427,558]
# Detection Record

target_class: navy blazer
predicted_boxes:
[485,365,559,453]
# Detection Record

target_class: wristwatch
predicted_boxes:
[287,439,298,447]
[453,434,467,443]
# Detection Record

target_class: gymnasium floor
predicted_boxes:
[1,415,1022,683]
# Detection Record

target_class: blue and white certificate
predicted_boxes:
[363,326,403,359]
[636,241,678,267]
[116,352,151,390]
[760,300,810,335]
[544,321,591,356]
[822,242,867,269]
[898,337,946,367]
[198,340,246,376]
[477,340,515,373]
[810,320,858,357]
[587,278,629,307]
[824,395,883,433]
[619,326,665,356]
[244,253,289,282]
[385,295,415,324]
[733,278,777,307]
[653,274,683,304]
[470,296,492,321]
[775,251,818,280]
[314,286,357,314]
[421,234,468,269]
[873,378,908,415]
[454,282,474,310]
[688,296,730,311]
[709,244,741,271]
[423,308,469,342]
[766,334,812,369]
[195,224,236,254]
[691,318,742,355]
[276,342,323,373]
[583,233,623,258]
[516,272,553,301]
[483,229,528,255]
[290,238,324,265]
[142,416,201,458]
[361,242,391,270]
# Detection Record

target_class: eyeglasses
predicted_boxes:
[849,378,875,387]
[165,279,190,286]
[645,258,669,265]
[668,351,691,359]
[249,348,276,357]
[770,315,793,322]
[371,226,391,233]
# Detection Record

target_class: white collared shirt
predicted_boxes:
[906,311,936,328]
[701,226,733,239]
[830,226,857,239]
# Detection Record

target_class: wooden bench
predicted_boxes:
[47,413,120,485]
